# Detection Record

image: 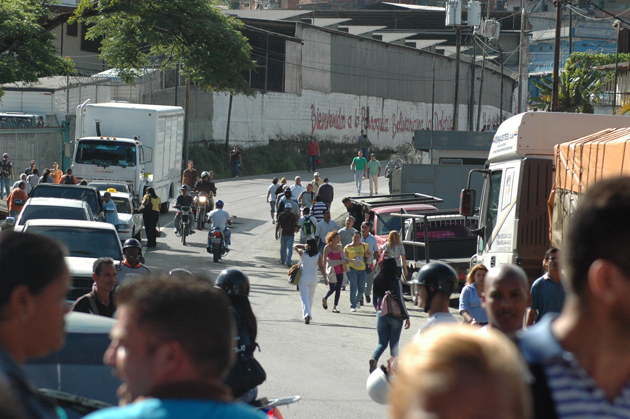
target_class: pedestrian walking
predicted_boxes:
[459,264,489,325]
[71,257,117,317]
[384,160,399,195]
[380,230,408,279]
[294,238,326,324]
[482,264,530,337]
[181,160,198,188]
[525,247,565,325]
[360,132,371,158]
[369,258,410,373]
[13,174,31,195]
[50,162,63,184]
[267,177,279,224]
[39,169,53,184]
[345,231,370,312]
[7,182,27,217]
[317,177,334,208]
[290,176,305,199]
[323,231,346,313]
[306,137,320,172]
[0,153,13,199]
[310,172,324,194]
[350,151,367,194]
[142,187,161,247]
[26,168,39,190]
[277,188,299,218]
[360,222,380,304]
[338,216,357,247]
[366,153,381,196]
[297,207,318,244]
[229,145,243,177]
[276,203,298,266]
[315,209,341,254]
[298,184,315,209]
[342,197,364,230]
[60,168,77,185]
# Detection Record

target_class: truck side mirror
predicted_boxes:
[460,189,476,217]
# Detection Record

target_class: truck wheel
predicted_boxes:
[160,201,170,214]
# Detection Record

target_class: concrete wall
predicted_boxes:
[285,41,303,95]
[299,27,332,93]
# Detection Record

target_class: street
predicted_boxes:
[146,166,461,419]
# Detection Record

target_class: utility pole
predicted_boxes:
[551,0,563,111]
[477,0,492,131]
[613,20,621,110]
[453,26,462,131]
[517,0,525,113]
[568,2,573,54]
[469,35,477,131]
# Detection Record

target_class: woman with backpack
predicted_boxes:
[294,238,326,324]
[369,258,410,373]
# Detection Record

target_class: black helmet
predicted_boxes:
[215,269,250,296]
[414,262,457,313]
[123,238,142,250]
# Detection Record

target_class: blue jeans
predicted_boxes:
[308,155,317,171]
[231,160,240,177]
[346,267,366,309]
[372,311,404,362]
[0,178,10,199]
[361,148,369,159]
[354,170,364,194]
[280,235,294,264]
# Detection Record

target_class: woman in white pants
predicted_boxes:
[294,238,326,324]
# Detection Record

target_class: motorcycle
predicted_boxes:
[253,395,301,419]
[177,205,193,245]
[210,226,229,263]
[193,191,213,230]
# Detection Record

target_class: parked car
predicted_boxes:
[30,184,103,220]
[100,191,143,241]
[22,219,123,300]
[24,312,119,419]
[88,181,135,196]
[10,198,94,232]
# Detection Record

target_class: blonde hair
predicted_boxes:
[280,177,287,185]
[326,231,339,245]
[466,264,488,285]
[390,326,531,419]
[387,230,402,247]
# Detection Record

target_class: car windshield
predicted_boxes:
[375,213,403,236]
[90,183,128,192]
[111,197,131,214]
[31,186,100,214]
[75,140,136,168]
[26,226,122,260]
[18,206,87,226]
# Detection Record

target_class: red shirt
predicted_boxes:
[307,141,319,156]
[8,188,28,212]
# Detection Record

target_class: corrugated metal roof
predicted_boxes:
[373,32,418,42]
[380,2,445,11]
[222,10,310,21]
[405,39,447,49]
[338,25,388,35]
[301,18,353,27]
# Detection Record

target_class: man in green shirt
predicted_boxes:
[366,153,381,196]
[350,151,367,194]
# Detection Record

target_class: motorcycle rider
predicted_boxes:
[174,185,194,236]
[117,239,151,285]
[207,200,233,251]
[193,171,217,212]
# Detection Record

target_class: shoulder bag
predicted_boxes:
[139,196,153,215]
[288,263,302,285]
[326,264,337,283]
[380,286,406,321]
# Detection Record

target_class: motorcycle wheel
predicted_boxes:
[213,246,220,263]
[197,213,203,231]
[182,224,187,245]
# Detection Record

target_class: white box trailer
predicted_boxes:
[72,101,184,213]
[460,112,630,279]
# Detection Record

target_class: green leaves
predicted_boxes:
[0,0,75,98]
[73,0,256,95]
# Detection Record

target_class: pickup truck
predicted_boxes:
[348,193,478,290]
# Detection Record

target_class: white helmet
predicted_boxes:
[366,367,391,405]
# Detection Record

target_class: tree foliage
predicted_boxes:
[73,0,256,95]
[0,0,75,99]
[529,63,603,113]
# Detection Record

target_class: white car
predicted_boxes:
[22,219,123,301]
[11,198,95,232]
[100,191,143,241]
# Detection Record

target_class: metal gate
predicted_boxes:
[0,123,71,181]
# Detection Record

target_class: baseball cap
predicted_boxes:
[314,172,320,176]
[285,203,293,209]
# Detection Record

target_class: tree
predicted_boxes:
[73,0,256,95]
[0,0,74,99]
[529,63,603,113]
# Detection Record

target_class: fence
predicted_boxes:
[0,124,71,182]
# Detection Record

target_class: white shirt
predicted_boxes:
[361,234,379,259]
[316,219,341,241]
[290,183,305,198]
[209,208,230,230]
[268,183,277,201]
[413,312,459,343]
[298,215,318,239]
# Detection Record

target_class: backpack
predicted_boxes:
[277,199,285,214]
[63,174,74,184]
[0,161,10,179]
[302,216,315,236]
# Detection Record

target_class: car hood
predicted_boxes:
[117,213,132,224]
[65,256,99,277]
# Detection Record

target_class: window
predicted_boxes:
[75,140,137,168]
[480,171,502,252]
[66,22,78,37]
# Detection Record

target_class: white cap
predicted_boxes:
[314,172,320,176]
[285,203,293,209]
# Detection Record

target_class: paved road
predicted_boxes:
[145,166,461,419]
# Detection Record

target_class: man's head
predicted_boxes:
[564,177,630,303]
[345,216,354,228]
[358,150,363,158]
[93,257,117,294]
[103,192,111,201]
[323,177,329,183]
[315,194,323,202]
[323,209,331,222]
[272,177,278,185]
[66,168,72,175]
[215,200,224,209]
[104,274,234,403]
[32,169,38,176]
[19,174,26,181]
[2,154,8,160]
[361,130,365,135]
[415,262,457,314]
[342,197,352,208]
[0,232,70,362]
[483,265,530,335]
[303,207,310,215]
[543,247,560,275]
[201,171,210,180]
[123,239,142,265]
[370,153,376,161]
[361,222,371,238]
[314,172,320,181]
[306,184,313,193]
[310,137,315,143]
[17,182,25,191]
[295,176,301,185]
[187,160,194,170]
[180,185,188,196]
[285,203,293,212]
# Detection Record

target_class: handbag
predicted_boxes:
[363,243,373,274]
[225,347,267,398]
[288,263,302,285]
[380,288,406,321]
[326,264,337,283]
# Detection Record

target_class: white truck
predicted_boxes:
[459,112,630,280]
[72,101,184,213]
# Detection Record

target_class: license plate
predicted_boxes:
[211,238,222,243]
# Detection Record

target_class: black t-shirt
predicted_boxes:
[348,204,364,230]
[277,210,298,236]
[230,151,241,162]
[176,194,194,207]
[71,291,116,318]
[194,179,216,194]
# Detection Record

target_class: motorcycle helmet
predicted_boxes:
[216,200,224,208]
[201,171,210,179]
[180,184,189,191]
[169,268,195,279]
[123,238,142,255]
[366,367,391,405]
[215,269,250,296]
[412,262,457,313]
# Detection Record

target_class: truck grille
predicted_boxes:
[70,276,93,301]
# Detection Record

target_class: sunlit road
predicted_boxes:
[145,166,458,419]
